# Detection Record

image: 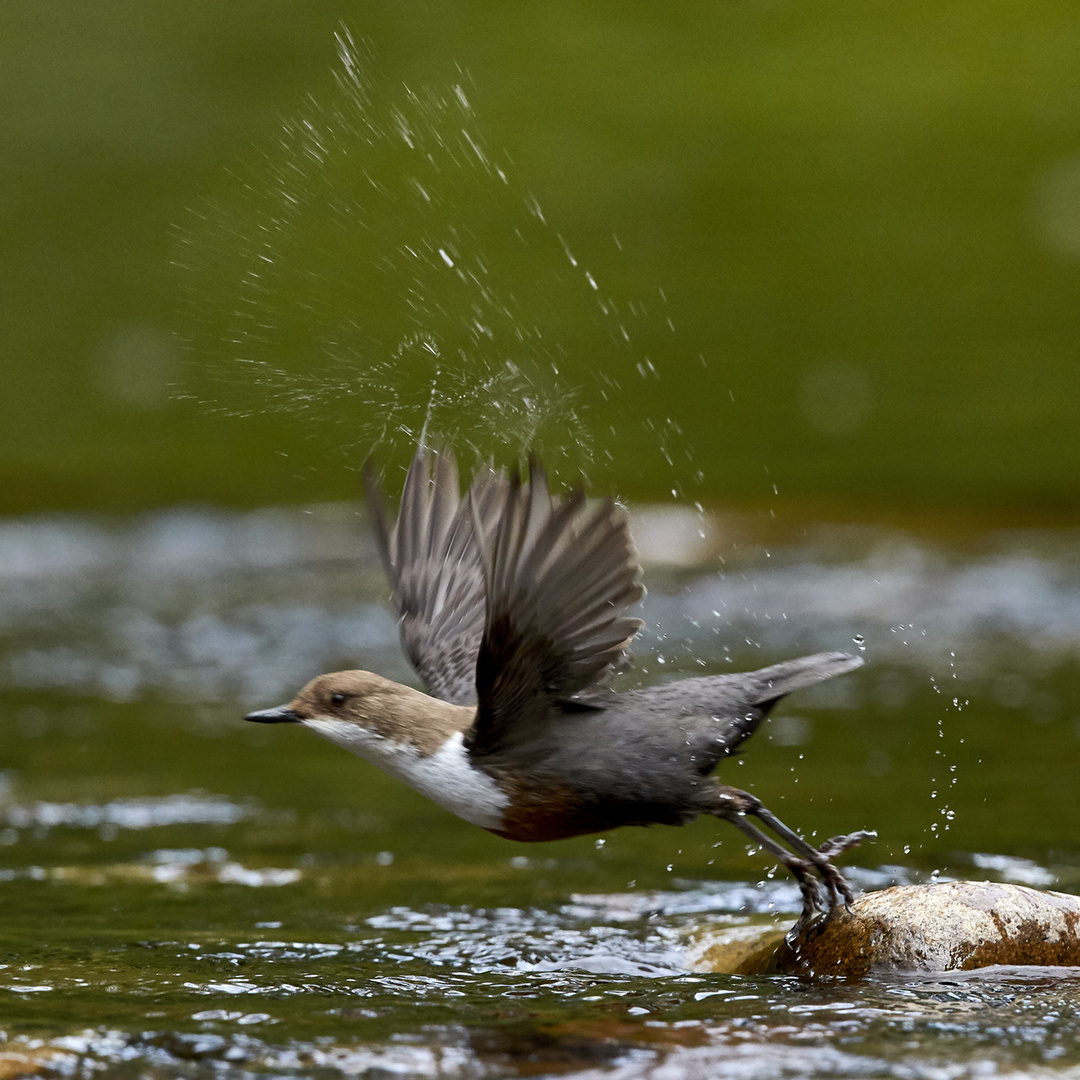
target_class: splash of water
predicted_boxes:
[174,28,658,473]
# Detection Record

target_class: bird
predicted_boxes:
[245,447,872,921]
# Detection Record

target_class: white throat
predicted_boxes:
[302,721,508,831]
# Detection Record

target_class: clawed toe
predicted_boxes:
[708,786,874,924]
[798,830,877,920]
[785,851,849,923]
[789,853,845,922]
[819,830,877,860]
[818,860,854,911]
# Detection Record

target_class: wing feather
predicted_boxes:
[467,459,645,757]
[364,449,507,705]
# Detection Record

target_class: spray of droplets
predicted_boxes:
[174,27,669,475]
[926,650,966,845]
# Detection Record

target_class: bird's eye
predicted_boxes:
[330,692,347,707]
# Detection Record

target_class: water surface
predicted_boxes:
[3,504,1079,1078]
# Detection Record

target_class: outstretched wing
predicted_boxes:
[467,460,645,757]
[364,449,505,705]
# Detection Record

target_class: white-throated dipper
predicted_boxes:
[246,448,872,920]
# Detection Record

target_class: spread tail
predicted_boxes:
[702,651,864,761]
[749,650,863,707]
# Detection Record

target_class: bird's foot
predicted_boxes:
[819,830,877,860]
[708,786,875,924]
[781,846,850,926]
[809,830,877,914]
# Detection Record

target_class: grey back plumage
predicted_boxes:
[639,650,864,764]
[516,651,865,808]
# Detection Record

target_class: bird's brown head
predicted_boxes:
[244,669,474,752]
[245,669,396,725]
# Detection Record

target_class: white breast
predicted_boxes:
[301,720,509,831]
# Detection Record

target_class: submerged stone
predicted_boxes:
[691,882,1080,977]
[686,920,789,976]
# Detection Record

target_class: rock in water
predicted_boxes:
[691,882,1080,977]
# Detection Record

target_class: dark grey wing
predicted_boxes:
[364,448,506,705]
[466,460,645,757]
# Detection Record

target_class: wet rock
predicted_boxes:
[686,920,789,976]
[692,882,1080,977]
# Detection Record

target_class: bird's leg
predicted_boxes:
[706,783,874,921]
[721,809,825,920]
[747,799,875,908]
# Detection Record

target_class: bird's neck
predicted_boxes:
[360,684,476,755]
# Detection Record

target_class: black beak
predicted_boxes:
[244,704,301,724]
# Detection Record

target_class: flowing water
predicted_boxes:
[3,503,1080,1079]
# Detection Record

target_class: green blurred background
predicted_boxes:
[3,0,1079,518]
